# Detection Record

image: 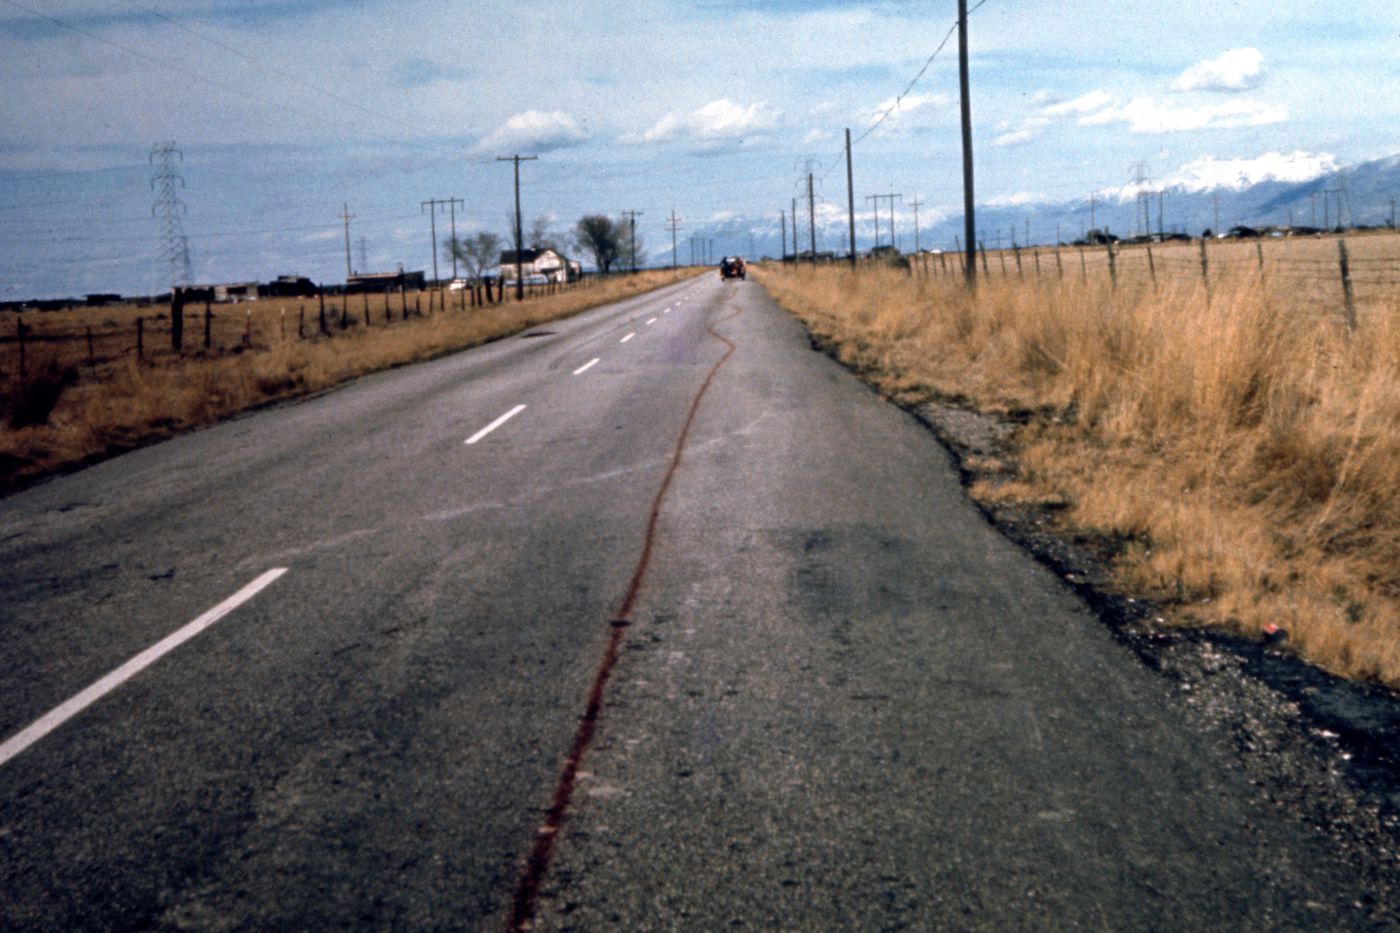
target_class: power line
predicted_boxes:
[112,0,429,134]
[825,0,993,179]
[0,0,385,137]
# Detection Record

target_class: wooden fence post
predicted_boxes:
[1055,248,1064,280]
[1079,248,1087,282]
[299,305,305,339]
[1146,245,1157,290]
[204,301,213,350]
[1338,238,1357,334]
[1106,241,1117,289]
[16,316,26,380]
[1198,236,1209,305]
[170,288,185,353]
[1013,245,1023,278]
[363,290,370,326]
[86,325,96,368]
[136,317,144,362]
[1033,249,1041,277]
[244,308,253,347]
[978,241,990,278]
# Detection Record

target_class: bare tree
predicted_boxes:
[447,231,503,283]
[574,215,620,274]
[528,215,559,252]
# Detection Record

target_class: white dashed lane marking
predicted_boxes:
[466,404,527,445]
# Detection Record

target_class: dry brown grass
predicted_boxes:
[755,254,1400,687]
[0,270,698,492]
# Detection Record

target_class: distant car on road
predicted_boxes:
[448,278,468,292]
[719,256,746,280]
[522,274,550,286]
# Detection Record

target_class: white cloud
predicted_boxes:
[1044,90,1113,118]
[1174,48,1267,93]
[1081,97,1287,133]
[864,92,949,135]
[985,192,1052,207]
[471,110,588,155]
[633,99,780,148]
[1163,150,1339,192]
[994,116,1051,148]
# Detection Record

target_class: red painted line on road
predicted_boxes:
[508,302,744,931]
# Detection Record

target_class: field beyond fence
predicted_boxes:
[756,235,1400,689]
[1,270,698,492]
[905,230,1400,331]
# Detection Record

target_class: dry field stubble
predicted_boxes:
[0,270,697,492]
[755,250,1400,687]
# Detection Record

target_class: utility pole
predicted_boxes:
[668,209,682,270]
[957,0,976,288]
[791,198,798,260]
[807,172,817,265]
[421,197,462,285]
[865,195,882,248]
[866,193,902,251]
[887,188,902,250]
[780,210,788,263]
[339,202,356,282]
[621,210,644,272]
[845,128,857,267]
[910,196,924,253]
[497,154,538,299]
[1088,193,1097,232]
[448,197,463,279]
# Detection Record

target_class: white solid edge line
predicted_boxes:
[0,568,289,770]
[620,332,635,343]
[466,404,527,445]
[573,358,600,375]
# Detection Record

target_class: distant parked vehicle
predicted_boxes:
[719,256,746,280]
[448,278,468,291]
[522,273,550,286]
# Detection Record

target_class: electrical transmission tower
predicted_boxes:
[150,141,193,290]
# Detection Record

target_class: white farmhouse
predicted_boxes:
[497,248,581,283]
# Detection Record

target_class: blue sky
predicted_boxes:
[2,0,1397,297]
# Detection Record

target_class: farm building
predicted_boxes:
[212,282,260,303]
[497,248,581,283]
[346,270,427,293]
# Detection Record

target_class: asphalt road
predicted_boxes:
[0,274,1387,929]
